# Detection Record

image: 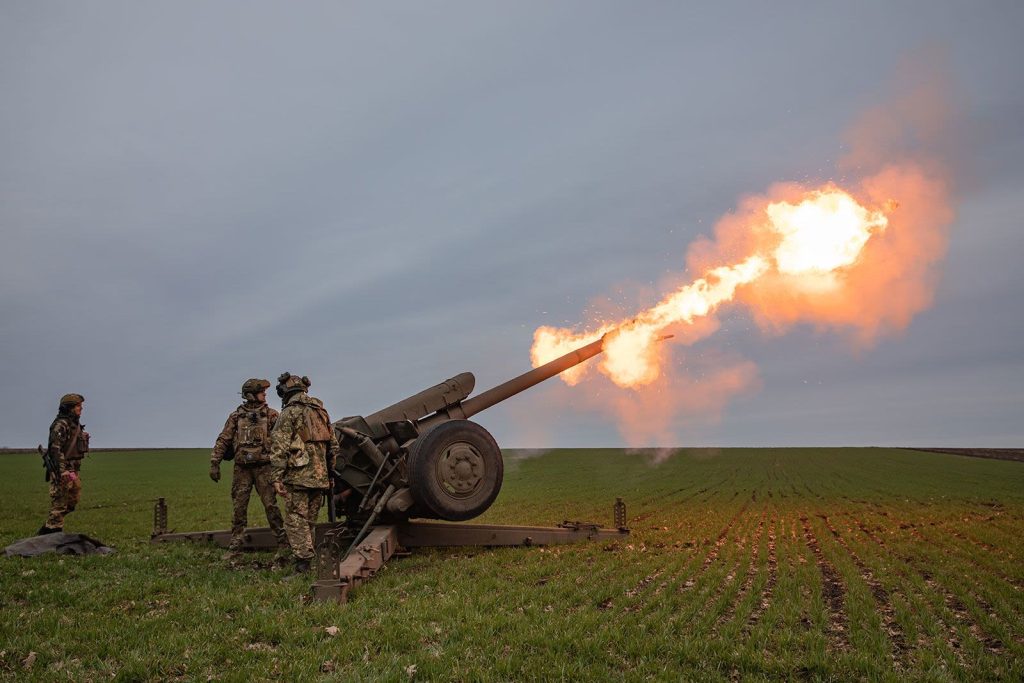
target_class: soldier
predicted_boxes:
[269,372,341,573]
[210,378,288,557]
[39,393,90,535]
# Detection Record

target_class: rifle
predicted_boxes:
[38,444,58,483]
[39,422,81,483]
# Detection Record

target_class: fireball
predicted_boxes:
[532,185,895,388]
[769,188,888,276]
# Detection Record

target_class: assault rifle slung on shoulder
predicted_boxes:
[38,444,58,482]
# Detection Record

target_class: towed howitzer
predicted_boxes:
[151,334,634,602]
[331,336,606,526]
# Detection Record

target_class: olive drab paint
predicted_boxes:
[331,335,609,525]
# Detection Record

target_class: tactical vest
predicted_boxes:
[73,429,90,459]
[51,418,89,461]
[234,406,272,465]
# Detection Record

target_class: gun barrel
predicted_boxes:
[459,336,605,419]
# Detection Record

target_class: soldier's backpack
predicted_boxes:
[299,400,332,443]
[233,407,272,465]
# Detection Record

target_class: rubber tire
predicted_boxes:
[408,420,503,521]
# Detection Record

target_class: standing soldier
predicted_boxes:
[210,378,288,558]
[269,372,341,574]
[38,393,90,535]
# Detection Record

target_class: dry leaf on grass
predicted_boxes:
[325,626,340,637]
[244,643,274,652]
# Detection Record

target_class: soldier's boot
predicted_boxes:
[37,525,62,536]
[281,557,311,581]
[222,536,245,563]
[271,545,292,568]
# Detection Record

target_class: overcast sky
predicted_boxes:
[2,2,1022,449]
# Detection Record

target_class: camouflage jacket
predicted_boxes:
[211,402,279,465]
[48,415,90,473]
[269,392,340,490]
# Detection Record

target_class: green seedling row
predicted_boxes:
[1,447,1022,681]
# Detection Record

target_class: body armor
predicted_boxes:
[49,416,89,469]
[234,405,272,465]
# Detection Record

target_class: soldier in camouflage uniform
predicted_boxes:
[269,373,341,573]
[210,378,288,554]
[39,393,91,535]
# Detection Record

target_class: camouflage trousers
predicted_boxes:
[229,463,287,550]
[46,472,82,529]
[282,486,324,561]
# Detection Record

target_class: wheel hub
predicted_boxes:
[438,442,484,497]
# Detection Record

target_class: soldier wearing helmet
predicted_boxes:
[38,393,90,535]
[210,378,287,557]
[269,372,342,573]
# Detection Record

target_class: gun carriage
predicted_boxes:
[152,336,629,602]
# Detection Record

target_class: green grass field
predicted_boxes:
[2,448,1022,681]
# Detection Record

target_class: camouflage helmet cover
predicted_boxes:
[59,393,85,408]
[241,378,271,395]
[276,372,311,397]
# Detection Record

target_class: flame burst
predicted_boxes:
[525,58,955,448]
[531,187,891,388]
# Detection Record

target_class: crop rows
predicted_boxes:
[1,447,1022,680]
[506,447,1024,680]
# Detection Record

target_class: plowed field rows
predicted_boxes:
[1,447,1022,680]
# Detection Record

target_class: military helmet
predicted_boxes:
[59,393,85,408]
[276,372,311,398]
[241,378,271,395]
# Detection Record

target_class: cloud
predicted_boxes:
[0,3,1021,448]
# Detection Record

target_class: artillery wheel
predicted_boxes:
[408,420,503,521]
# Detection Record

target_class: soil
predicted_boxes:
[906,448,1024,463]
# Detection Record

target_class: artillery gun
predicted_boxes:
[331,335,605,527]
[152,335,630,602]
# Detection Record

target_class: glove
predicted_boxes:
[209,463,221,482]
